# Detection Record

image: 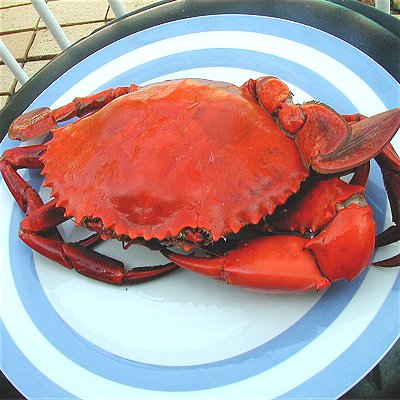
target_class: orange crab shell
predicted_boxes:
[40,78,309,241]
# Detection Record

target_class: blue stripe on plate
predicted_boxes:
[1,13,398,398]
[0,320,77,399]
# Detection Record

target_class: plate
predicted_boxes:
[1,3,399,399]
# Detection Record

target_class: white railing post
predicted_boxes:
[30,0,71,51]
[375,0,391,13]
[107,0,128,18]
[0,40,30,85]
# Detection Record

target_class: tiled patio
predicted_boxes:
[0,0,159,110]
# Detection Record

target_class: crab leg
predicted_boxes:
[76,233,103,248]
[163,178,376,292]
[19,203,178,285]
[1,145,45,212]
[8,84,140,141]
[1,144,64,243]
[373,144,400,266]
[1,145,177,284]
[19,228,178,285]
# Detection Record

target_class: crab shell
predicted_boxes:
[41,78,309,242]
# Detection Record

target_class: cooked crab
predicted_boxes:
[1,77,399,292]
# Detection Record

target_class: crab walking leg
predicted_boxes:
[18,232,177,284]
[1,145,45,212]
[373,144,400,266]
[0,144,64,243]
[8,84,140,141]
[18,203,178,285]
[75,233,103,248]
[19,230,178,285]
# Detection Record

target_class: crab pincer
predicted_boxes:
[163,178,376,292]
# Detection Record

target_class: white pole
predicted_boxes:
[0,40,30,85]
[107,0,128,18]
[30,0,71,51]
[375,0,391,13]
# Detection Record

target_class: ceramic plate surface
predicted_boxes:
[1,13,399,400]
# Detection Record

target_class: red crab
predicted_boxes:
[1,77,399,292]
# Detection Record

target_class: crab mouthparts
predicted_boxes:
[82,216,213,250]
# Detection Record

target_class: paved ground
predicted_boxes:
[0,0,158,110]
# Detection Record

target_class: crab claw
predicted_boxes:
[251,76,400,174]
[163,194,376,293]
[297,106,400,174]
[163,236,331,292]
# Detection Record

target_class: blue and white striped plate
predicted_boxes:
[1,14,399,399]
